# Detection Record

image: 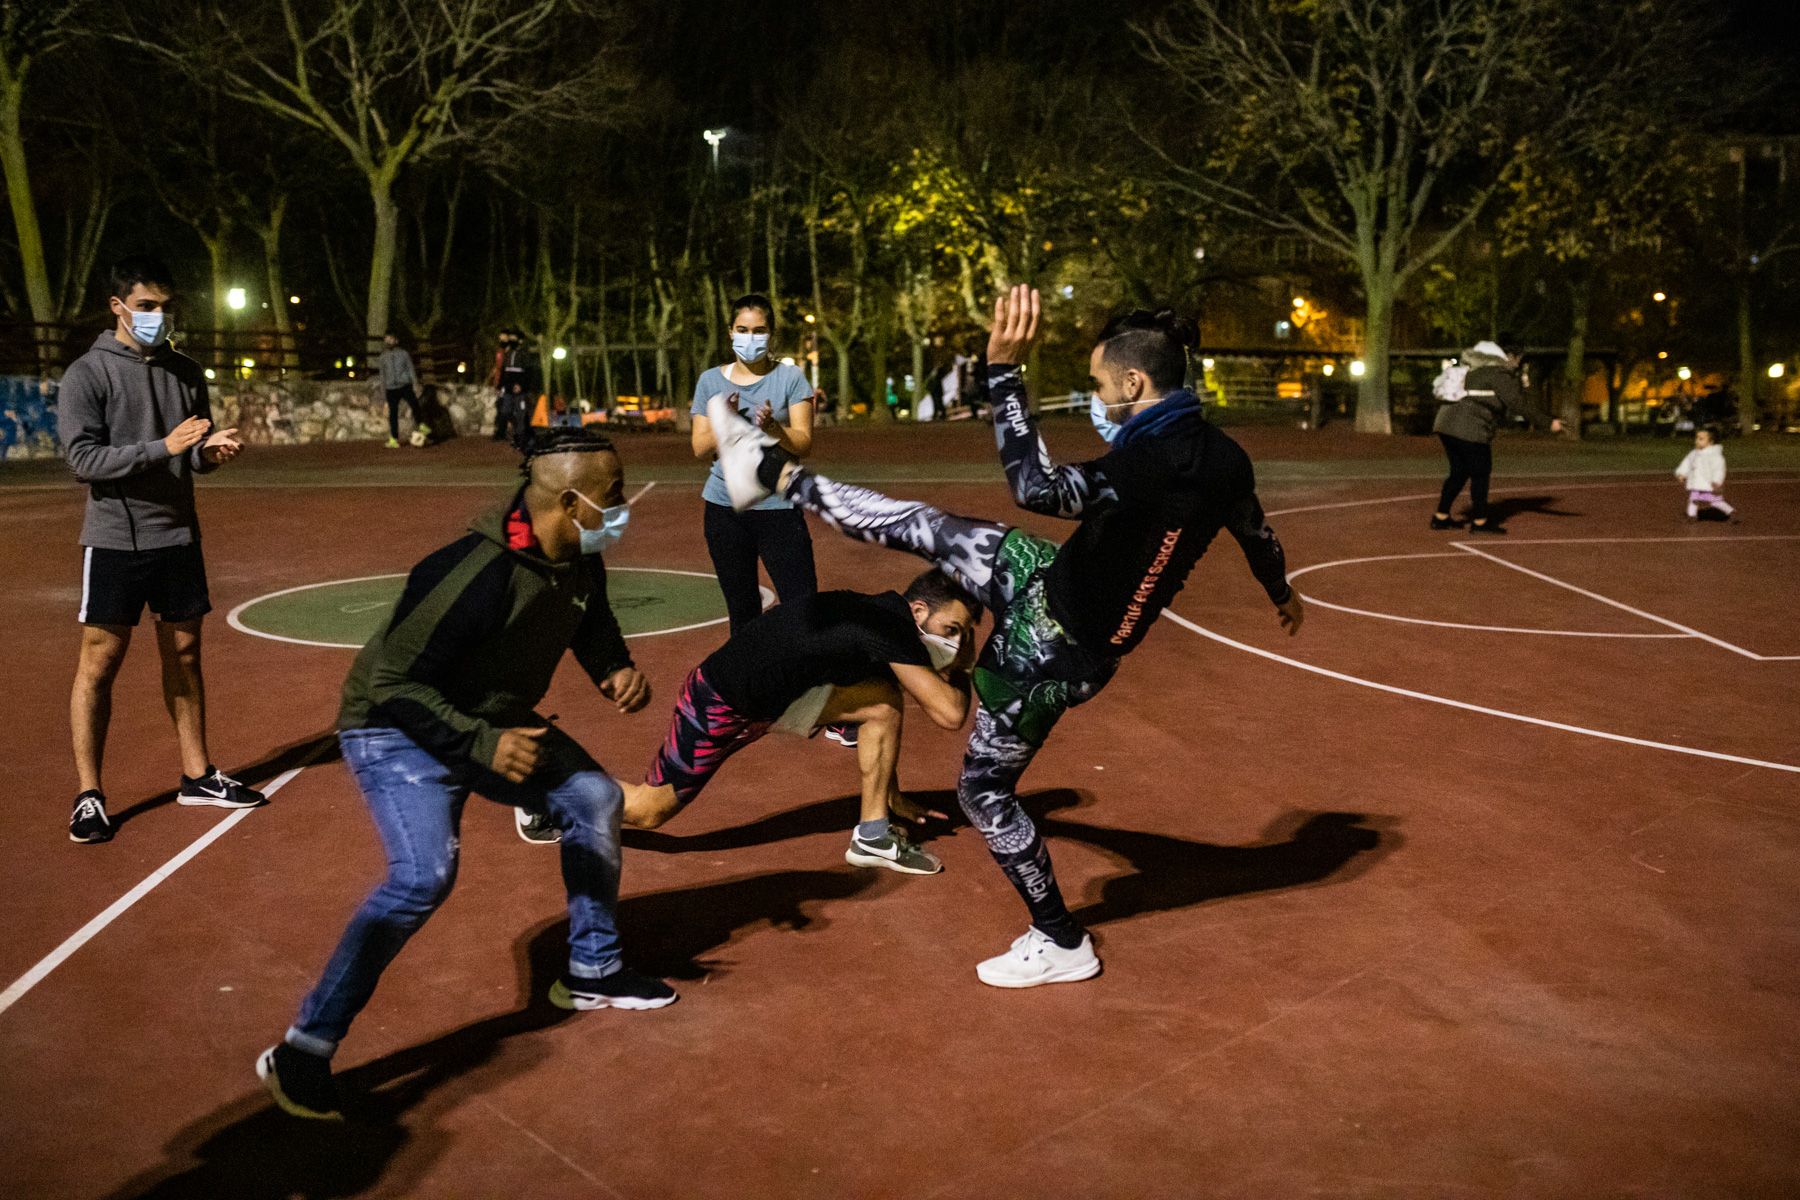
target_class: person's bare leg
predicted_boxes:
[818,680,906,825]
[156,619,211,779]
[621,781,681,829]
[71,624,132,794]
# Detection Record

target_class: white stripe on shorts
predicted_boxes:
[78,546,92,623]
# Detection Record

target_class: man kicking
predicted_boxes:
[709,289,1303,988]
[259,428,669,1121]
[622,570,981,874]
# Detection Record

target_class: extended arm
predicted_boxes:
[1225,493,1292,605]
[989,362,1116,519]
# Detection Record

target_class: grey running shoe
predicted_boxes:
[846,827,942,875]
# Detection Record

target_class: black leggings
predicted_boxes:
[1437,434,1493,520]
[703,501,819,632]
[386,386,422,440]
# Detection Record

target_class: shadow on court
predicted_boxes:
[1483,494,1580,523]
[103,866,877,1200]
[626,786,1396,928]
[109,731,342,830]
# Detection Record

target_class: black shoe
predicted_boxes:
[257,1042,343,1120]
[69,790,113,843]
[514,806,561,844]
[1467,522,1508,535]
[1429,516,1463,531]
[178,766,266,809]
[549,967,678,1011]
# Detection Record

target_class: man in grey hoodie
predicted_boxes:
[57,255,265,844]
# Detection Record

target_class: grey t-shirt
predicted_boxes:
[692,362,814,510]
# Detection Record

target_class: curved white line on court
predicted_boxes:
[1160,610,1800,775]
[228,567,768,649]
[1286,552,1690,639]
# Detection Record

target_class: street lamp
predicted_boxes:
[1652,291,1667,302]
[1676,366,1692,381]
[1769,363,1786,379]
[1349,359,1367,377]
[226,287,247,311]
[702,128,727,170]
[552,346,569,361]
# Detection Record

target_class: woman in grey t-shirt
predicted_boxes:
[691,293,820,632]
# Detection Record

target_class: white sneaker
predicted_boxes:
[706,393,776,511]
[975,927,1102,989]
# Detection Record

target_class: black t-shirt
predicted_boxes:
[700,590,931,718]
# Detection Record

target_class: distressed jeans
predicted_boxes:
[287,726,624,1057]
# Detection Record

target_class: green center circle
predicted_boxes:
[229,568,734,648]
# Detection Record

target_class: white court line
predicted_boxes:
[1452,542,1793,661]
[228,567,767,649]
[1288,552,1688,638]
[1264,475,1800,518]
[0,752,325,1019]
[1158,610,1800,775]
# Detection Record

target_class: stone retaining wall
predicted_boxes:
[0,377,496,460]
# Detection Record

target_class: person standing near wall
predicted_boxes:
[378,333,426,449]
[57,255,264,844]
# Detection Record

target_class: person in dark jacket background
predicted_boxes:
[56,254,260,845]
[710,291,1304,990]
[1431,339,1561,533]
[258,428,670,1122]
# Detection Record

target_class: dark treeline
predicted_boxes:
[2,0,1797,433]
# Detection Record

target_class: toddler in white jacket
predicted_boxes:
[1675,428,1735,520]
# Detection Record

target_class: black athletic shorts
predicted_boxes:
[78,543,212,626]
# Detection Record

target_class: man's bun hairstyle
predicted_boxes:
[903,568,983,624]
[1097,307,1198,391]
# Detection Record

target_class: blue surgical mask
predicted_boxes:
[731,332,770,363]
[571,491,630,555]
[1090,394,1124,444]
[126,308,170,349]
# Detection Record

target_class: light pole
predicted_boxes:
[703,128,727,170]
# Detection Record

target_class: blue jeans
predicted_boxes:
[287,726,624,1058]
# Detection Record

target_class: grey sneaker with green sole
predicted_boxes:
[846,827,942,875]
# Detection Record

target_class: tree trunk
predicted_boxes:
[261,195,292,367]
[1736,271,1757,434]
[1355,273,1395,434]
[204,232,230,369]
[1560,274,1590,439]
[365,174,400,360]
[595,254,614,408]
[0,67,56,365]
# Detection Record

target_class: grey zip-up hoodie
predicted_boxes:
[57,331,218,551]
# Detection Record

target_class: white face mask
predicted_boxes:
[731,331,770,363]
[570,490,630,556]
[123,307,170,349]
[1090,394,1124,444]
[919,629,962,671]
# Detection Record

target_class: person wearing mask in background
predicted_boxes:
[495,329,541,449]
[257,428,670,1122]
[57,255,260,845]
[378,332,426,449]
[1429,339,1561,534]
[690,295,819,635]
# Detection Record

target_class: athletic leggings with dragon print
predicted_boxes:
[786,467,1116,944]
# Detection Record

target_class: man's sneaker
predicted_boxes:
[706,394,777,511]
[69,790,113,844]
[975,928,1102,989]
[1467,521,1508,535]
[1429,515,1463,531]
[257,1042,343,1121]
[515,807,561,844]
[846,827,942,875]
[823,723,859,749]
[176,767,265,809]
[384,436,401,449]
[548,967,678,1011]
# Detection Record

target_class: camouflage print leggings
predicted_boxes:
[786,468,1116,941]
